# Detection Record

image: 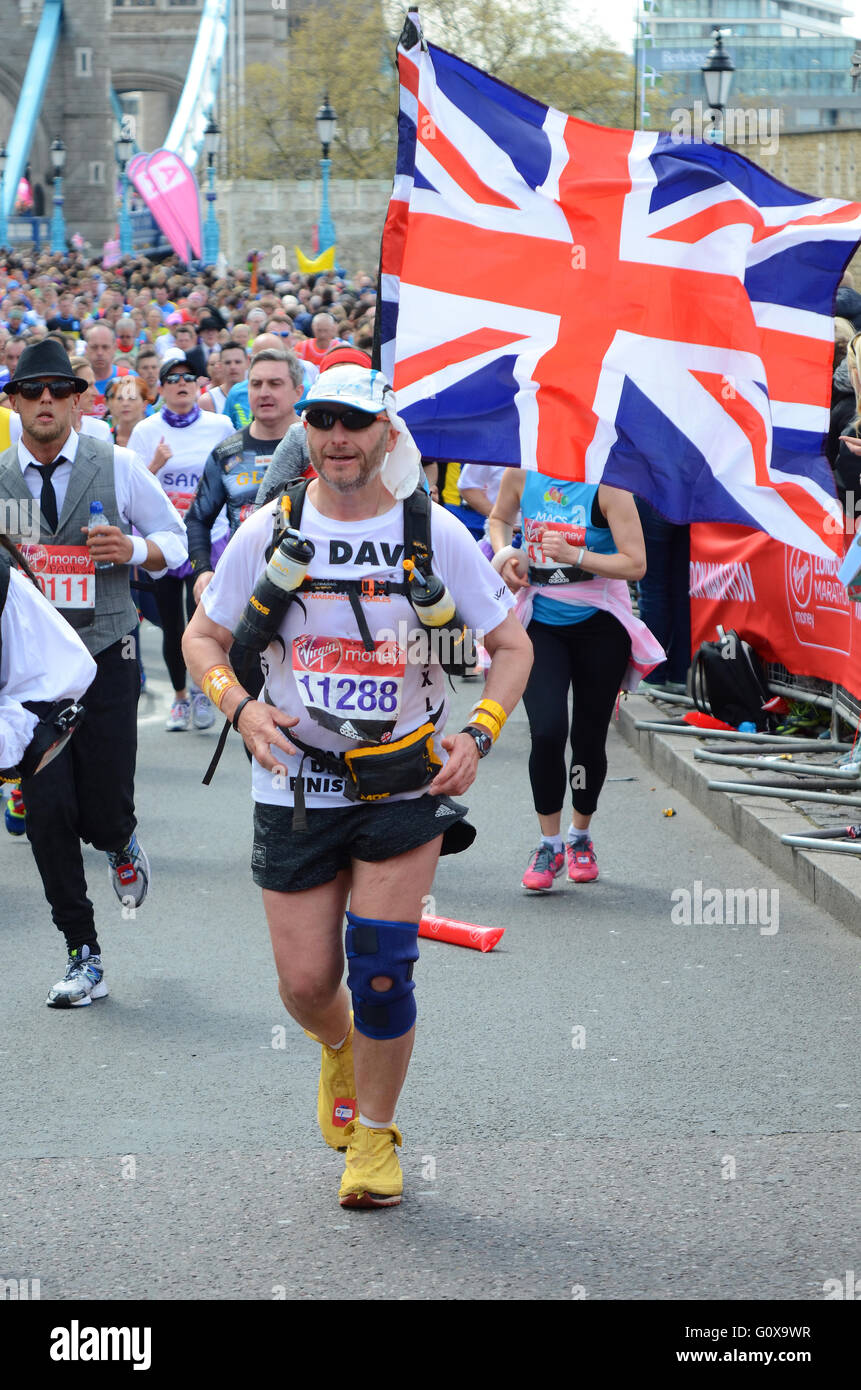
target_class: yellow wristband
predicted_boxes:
[470,710,501,741]
[470,698,507,732]
[202,664,241,710]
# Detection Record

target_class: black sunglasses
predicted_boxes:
[305,407,384,432]
[12,379,79,400]
[163,372,198,385]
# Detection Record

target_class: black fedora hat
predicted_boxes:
[6,339,89,394]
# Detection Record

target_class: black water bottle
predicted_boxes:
[232,529,315,653]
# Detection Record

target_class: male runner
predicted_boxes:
[182,366,531,1207]
[186,350,305,606]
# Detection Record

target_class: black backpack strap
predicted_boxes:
[690,642,711,716]
[266,477,311,561]
[402,485,433,575]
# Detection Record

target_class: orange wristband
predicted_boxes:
[202,664,241,710]
[470,710,501,741]
[470,699,507,733]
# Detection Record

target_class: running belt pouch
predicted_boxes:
[343,722,442,802]
[691,629,771,730]
[0,699,86,780]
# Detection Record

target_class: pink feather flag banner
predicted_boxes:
[128,149,203,262]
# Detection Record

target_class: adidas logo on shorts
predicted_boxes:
[548,567,569,584]
[435,804,456,817]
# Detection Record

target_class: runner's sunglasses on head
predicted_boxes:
[305,407,386,432]
[9,379,79,400]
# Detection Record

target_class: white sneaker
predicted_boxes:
[191,692,215,730]
[165,697,191,731]
[46,947,108,1009]
[106,832,150,908]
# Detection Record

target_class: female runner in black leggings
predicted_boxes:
[489,469,646,890]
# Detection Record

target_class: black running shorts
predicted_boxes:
[251,794,475,893]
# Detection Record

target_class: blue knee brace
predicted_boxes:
[345,911,420,1041]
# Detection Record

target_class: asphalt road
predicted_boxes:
[2,624,859,1302]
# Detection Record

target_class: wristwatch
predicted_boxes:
[461,724,493,758]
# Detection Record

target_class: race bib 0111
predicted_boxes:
[21,543,96,611]
[292,634,405,742]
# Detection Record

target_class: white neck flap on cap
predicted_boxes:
[380,395,422,500]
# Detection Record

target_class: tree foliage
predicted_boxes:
[224,1,398,180]
[225,0,648,182]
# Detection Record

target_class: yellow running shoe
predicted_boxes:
[338,1120,404,1209]
[304,1017,357,1151]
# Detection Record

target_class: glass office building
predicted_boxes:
[647,0,861,129]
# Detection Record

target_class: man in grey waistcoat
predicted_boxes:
[0,340,187,1007]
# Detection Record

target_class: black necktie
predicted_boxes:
[34,457,64,533]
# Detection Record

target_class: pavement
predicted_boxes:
[1,627,859,1303]
[618,691,861,936]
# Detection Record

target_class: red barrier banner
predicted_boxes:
[689,523,861,701]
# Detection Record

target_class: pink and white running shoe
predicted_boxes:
[521,843,565,892]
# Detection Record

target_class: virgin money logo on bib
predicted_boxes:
[26,545,49,572]
[294,636,343,673]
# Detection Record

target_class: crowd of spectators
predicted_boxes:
[0,248,379,426]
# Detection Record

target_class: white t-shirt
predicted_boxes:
[126,409,234,539]
[457,464,509,508]
[203,493,514,809]
[0,566,97,768]
[79,415,113,443]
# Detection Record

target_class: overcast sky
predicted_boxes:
[572,0,861,55]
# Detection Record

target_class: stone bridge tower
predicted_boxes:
[0,0,296,251]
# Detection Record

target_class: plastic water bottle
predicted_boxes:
[265,529,316,594]
[88,501,113,571]
[408,569,457,628]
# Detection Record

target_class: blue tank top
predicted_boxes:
[520,474,616,626]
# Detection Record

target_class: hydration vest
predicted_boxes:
[266,477,476,674]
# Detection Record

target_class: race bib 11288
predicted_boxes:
[292,634,405,742]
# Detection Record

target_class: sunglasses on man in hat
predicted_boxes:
[4,339,90,401]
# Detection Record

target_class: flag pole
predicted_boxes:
[632,4,640,130]
[373,7,423,372]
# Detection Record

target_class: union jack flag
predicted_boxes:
[380,11,861,559]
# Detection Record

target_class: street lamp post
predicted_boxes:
[315,95,337,250]
[115,131,134,257]
[203,117,221,266]
[701,30,735,143]
[49,137,66,254]
[0,144,8,252]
